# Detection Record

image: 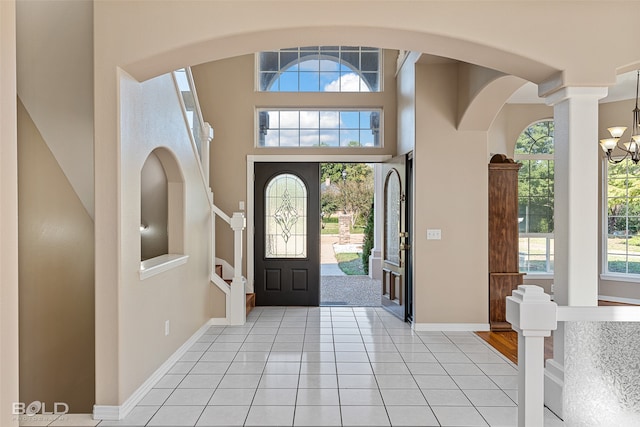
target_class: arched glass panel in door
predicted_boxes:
[384,170,401,265]
[265,173,307,258]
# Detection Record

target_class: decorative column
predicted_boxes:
[338,213,351,244]
[201,122,213,187]
[229,212,246,326]
[506,285,558,427]
[369,164,383,279]
[543,86,607,416]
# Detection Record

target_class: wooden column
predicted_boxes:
[489,154,525,331]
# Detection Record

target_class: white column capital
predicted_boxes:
[544,86,608,106]
[230,212,246,231]
[506,285,558,336]
[203,122,214,142]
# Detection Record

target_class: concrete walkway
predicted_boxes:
[320,234,381,306]
[320,234,345,276]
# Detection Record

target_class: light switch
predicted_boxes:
[427,229,442,240]
[239,201,245,211]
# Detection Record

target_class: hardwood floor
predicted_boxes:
[476,299,638,364]
[475,331,552,364]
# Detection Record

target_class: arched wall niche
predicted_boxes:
[140,147,185,262]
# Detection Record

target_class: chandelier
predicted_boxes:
[600,70,640,164]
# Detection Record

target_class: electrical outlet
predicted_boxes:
[165,320,170,336]
[427,229,442,240]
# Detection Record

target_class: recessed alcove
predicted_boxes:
[140,147,186,279]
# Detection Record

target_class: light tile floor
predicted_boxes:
[19,307,565,427]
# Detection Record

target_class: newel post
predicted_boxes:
[229,212,246,325]
[506,285,558,427]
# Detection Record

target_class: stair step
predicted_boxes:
[246,293,256,316]
[215,264,222,277]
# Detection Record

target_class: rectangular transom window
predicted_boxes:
[258,46,381,92]
[257,109,381,148]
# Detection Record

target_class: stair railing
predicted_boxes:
[172,67,247,326]
[506,285,640,427]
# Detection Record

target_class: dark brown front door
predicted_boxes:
[254,162,320,306]
[381,155,407,320]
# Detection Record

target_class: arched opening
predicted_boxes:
[140,147,185,263]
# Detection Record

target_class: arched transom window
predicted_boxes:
[258,46,380,92]
[514,120,555,274]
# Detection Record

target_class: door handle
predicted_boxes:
[400,243,410,251]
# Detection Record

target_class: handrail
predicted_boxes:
[212,204,231,224]
[506,285,640,427]
[171,67,246,325]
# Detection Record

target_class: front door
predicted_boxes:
[381,155,407,320]
[254,162,320,306]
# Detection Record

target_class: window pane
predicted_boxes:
[340,111,359,128]
[300,111,319,129]
[385,171,401,265]
[265,174,307,258]
[299,72,320,91]
[260,52,279,72]
[300,130,319,147]
[260,72,278,91]
[320,111,340,128]
[280,111,299,128]
[279,130,299,147]
[361,52,379,72]
[279,72,299,91]
[320,130,339,147]
[340,130,360,147]
[320,71,341,91]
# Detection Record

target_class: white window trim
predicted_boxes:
[600,273,640,283]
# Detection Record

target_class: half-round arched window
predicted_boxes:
[258,46,380,92]
[514,120,554,274]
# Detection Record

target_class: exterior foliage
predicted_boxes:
[362,202,375,275]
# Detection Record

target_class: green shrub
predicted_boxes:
[361,202,374,275]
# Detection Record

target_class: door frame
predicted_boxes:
[246,154,392,293]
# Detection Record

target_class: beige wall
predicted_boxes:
[17,99,95,413]
[117,72,215,402]
[396,52,419,156]
[192,50,398,268]
[412,63,489,325]
[16,0,94,218]
[1,0,19,425]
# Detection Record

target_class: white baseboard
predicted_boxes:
[209,317,229,325]
[598,294,640,305]
[544,359,564,420]
[93,318,219,420]
[412,323,490,332]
